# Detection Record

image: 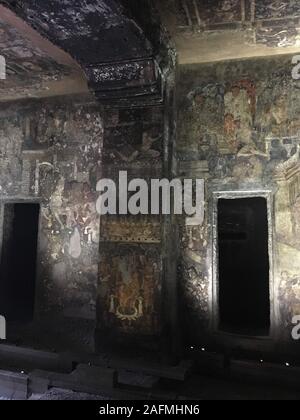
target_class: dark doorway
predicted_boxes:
[0,203,40,322]
[218,197,270,336]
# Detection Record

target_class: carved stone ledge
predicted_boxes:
[85,58,162,102]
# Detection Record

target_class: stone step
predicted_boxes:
[29,364,117,396]
[192,350,300,389]
[0,344,72,373]
[230,359,300,389]
[0,370,28,400]
[0,344,192,383]
[118,370,160,390]
[88,357,193,382]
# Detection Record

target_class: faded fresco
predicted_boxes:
[98,245,161,335]
[103,108,163,169]
[0,99,103,340]
[0,99,165,350]
[175,0,300,47]
[255,1,300,20]
[97,106,164,340]
[195,0,242,25]
[178,54,300,344]
[0,18,71,99]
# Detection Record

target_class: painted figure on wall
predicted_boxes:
[42,174,99,261]
[99,248,160,334]
[262,94,290,137]
[109,257,143,322]
[115,131,161,164]
[224,80,256,154]
[178,55,300,344]
[179,84,223,156]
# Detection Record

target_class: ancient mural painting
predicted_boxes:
[199,0,243,25]
[37,106,102,320]
[255,0,300,20]
[103,108,163,169]
[0,100,103,325]
[97,106,164,338]
[176,0,300,48]
[178,0,244,27]
[98,245,161,335]
[0,19,70,97]
[100,215,161,244]
[255,0,300,47]
[178,55,300,342]
[0,119,23,195]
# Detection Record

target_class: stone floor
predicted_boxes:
[177,374,300,400]
[30,389,109,400]
[23,375,300,400]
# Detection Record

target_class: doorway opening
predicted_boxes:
[217,197,270,336]
[0,203,40,322]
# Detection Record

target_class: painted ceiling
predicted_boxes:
[0,5,88,102]
[161,0,300,47]
[155,0,300,64]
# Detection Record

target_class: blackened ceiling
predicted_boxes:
[3,0,300,102]
[1,0,162,102]
[0,5,88,102]
[3,0,153,63]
